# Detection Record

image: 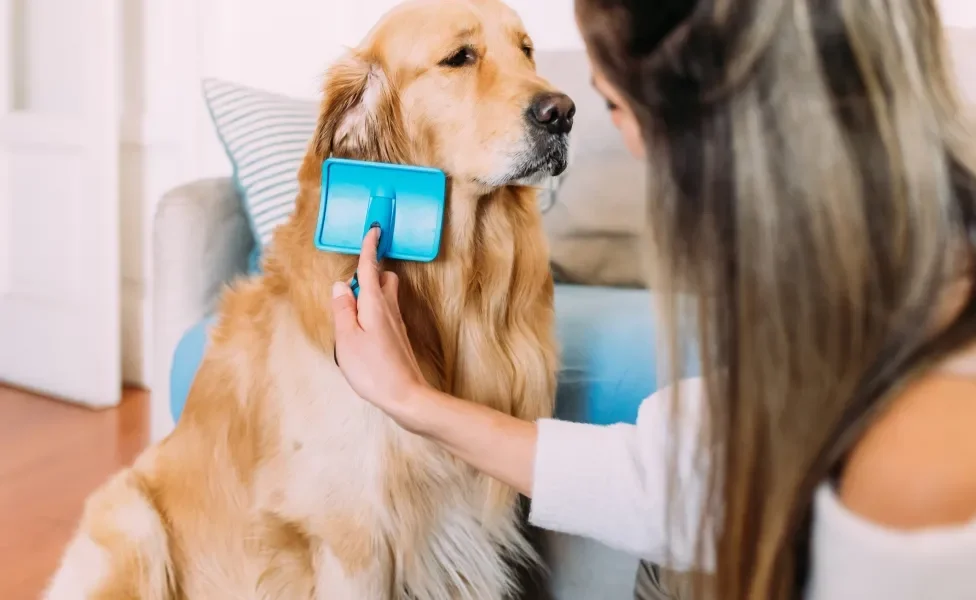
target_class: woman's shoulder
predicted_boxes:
[838,345,976,530]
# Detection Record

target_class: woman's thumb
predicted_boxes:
[331,282,359,335]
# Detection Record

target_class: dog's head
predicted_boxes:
[311,0,574,188]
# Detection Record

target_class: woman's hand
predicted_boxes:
[331,227,431,431]
[332,227,539,497]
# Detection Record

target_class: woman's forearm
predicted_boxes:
[406,386,538,497]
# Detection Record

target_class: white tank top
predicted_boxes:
[806,345,976,600]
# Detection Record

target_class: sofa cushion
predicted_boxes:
[170,284,672,426]
[202,78,319,249]
[533,51,649,289]
[170,315,215,424]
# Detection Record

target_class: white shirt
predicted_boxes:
[529,376,976,599]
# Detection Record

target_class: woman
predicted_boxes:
[332,0,976,598]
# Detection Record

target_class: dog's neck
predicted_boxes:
[266,173,553,392]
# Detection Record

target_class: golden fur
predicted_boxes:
[45,0,571,597]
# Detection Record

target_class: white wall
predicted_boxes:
[942,0,976,28]
[120,0,203,387]
[942,2,976,103]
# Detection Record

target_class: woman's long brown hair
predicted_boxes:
[575,0,976,598]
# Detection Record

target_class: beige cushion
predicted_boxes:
[536,51,649,289]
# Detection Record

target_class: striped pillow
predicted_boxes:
[202,78,318,248]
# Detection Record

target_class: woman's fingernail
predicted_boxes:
[333,282,350,298]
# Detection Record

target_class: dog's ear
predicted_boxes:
[311,51,410,164]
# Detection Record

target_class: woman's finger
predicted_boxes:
[356,227,382,293]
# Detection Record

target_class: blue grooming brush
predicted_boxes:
[314,157,447,297]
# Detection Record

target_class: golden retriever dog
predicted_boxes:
[44,0,574,598]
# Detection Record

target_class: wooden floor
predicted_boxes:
[0,385,149,600]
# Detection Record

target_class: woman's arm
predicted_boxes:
[530,378,712,569]
[402,378,713,567]
[406,386,539,497]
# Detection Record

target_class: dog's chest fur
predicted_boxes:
[252,298,539,599]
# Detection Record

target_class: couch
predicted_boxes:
[152,49,669,598]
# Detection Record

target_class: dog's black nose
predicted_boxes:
[528,92,576,135]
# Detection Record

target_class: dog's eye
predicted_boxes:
[440,46,477,68]
[521,45,533,59]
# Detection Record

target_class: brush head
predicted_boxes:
[314,157,446,262]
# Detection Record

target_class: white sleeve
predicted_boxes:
[528,377,714,571]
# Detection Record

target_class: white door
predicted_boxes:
[0,0,121,407]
